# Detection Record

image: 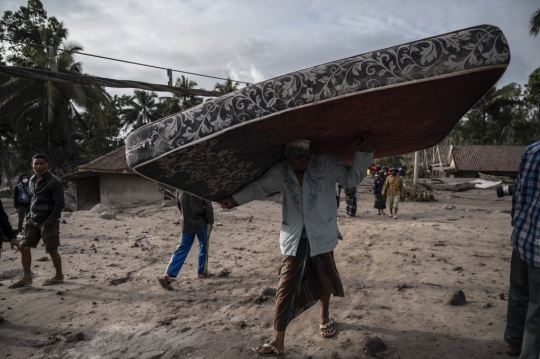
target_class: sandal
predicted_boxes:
[8,281,31,289]
[252,343,282,357]
[158,278,174,290]
[319,318,337,338]
[42,279,64,286]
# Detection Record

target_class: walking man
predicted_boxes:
[8,154,65,288]
[219,137,372,356]
[158,191,214,290]
[381,168,405,219]
[504,140,540,358]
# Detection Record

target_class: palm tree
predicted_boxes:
[121,90,159,130]
[472,83,521,137]
[0,21,111,173]
[214,77,240,93]
[530,8,540,36]
[159,75,203,116]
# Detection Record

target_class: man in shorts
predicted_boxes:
[9,154,65,288]
[381,168,405,219]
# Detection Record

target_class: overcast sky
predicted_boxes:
[2,0,540,97]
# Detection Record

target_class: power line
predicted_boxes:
[0,36,251,85]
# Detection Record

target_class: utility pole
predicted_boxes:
[46,46,57,72]
[167,69,173,87]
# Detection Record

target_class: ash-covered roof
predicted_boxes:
[78,147,130,172]
[451,145,527,172]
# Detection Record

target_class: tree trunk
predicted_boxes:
[0,137,14,193]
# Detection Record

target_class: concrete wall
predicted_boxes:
[99,173,162,206]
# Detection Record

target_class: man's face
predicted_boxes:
[32,158,49,176]
[288,155,310,171]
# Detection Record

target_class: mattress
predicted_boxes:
[125,24,510,201]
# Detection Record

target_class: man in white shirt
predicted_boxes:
[219,137,372,356]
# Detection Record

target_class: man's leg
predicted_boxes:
[9,220,41,287]
[164,232,196,280]
[256,240,310,355]
[42,222,63,282]
[196,225,210,277]
[520,263,540,358]
[387,197,394,216]
[319,293,334,336]
[505,250,529,351]
[48,250,63,281]
[20,246,32,284]
[17,209,24,233]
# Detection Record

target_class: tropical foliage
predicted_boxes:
[530,8,540,36]
[214,77,240,93]
[0,0,225,185]
[0,0,539,188]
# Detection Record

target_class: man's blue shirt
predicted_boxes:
[511,141,540,267]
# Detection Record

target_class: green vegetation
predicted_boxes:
[0,0,237,185]
[0,1,538,187]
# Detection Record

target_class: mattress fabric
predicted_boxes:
[125,25,510,201]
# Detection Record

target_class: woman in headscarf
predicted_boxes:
[373,171,386,215]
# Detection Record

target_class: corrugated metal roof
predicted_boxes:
[451,145,527,172]
[78,147,130,172]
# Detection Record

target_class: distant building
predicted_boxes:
[64,147,162,210]
[431,145,527,178]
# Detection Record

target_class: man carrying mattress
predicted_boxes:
[219,137,373,357]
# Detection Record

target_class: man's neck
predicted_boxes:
[36,171,48,181]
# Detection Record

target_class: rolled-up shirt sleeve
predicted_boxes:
[233,164,283,205]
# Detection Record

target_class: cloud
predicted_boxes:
[3,0,540,94]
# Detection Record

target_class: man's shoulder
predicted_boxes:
[525,141,540,156]
[48,173,63,184]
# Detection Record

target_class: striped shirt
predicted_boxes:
[511,141,540,267]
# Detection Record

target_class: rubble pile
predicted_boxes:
[405,183,436,202]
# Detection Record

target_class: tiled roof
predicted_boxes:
[78,147,130,172]
[451,145,527,172]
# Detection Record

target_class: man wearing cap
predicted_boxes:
[219,137,372,356]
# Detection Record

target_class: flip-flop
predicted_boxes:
[319,318,337,338]
[158,278,174,290]
[252,343,282,357]
[8,281,31,289]
[42,279,64,286]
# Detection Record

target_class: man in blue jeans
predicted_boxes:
[504,140,540,358]
[159,191,214,290]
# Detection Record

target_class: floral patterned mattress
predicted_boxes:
[125,24,510,201]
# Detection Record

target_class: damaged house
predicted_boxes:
[64,147,163,210]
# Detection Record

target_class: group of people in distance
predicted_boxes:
[370,164,405,219]
[1,138,539,358]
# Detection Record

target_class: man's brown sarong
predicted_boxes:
[274,235,344,331]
